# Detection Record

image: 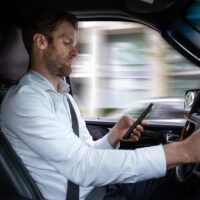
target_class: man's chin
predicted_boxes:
[65,64,72,75]
[57,69,72,77]
[66,68,72,76]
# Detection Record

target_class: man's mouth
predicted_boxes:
[65,61,72,66]
[65,59,73,65]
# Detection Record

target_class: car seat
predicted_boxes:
[0,24,106,200]
[0,25,43,200]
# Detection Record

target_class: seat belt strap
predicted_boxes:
[66,97,79,200]
[67,97,79,137]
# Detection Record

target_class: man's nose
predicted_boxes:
[70,47,78,57]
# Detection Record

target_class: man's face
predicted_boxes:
[43,21,78,77]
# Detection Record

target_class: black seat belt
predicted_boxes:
[67,97,105,200]
[66,97,79,200]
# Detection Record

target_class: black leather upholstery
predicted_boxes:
[0,26,29,82]
[0,26,29,102]
[0,134,43,200]
[0,26,44,200]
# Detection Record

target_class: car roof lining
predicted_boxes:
[0,0,198,68]
[0,0,191,31]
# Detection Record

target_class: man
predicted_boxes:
[1,9,200,200]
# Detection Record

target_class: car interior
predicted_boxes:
[0,0,199,199]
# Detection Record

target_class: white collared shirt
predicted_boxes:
[1,70,166,200]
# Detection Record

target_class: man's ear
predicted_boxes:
[33,33,48,50]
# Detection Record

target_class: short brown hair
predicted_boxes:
[22,9,78,55]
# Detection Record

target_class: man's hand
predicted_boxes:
[182,128,200,163]
[164,128,200,169]
[107,115,149,148]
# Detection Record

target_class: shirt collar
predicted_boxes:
[57,78,71,94]
[25,69,70,94]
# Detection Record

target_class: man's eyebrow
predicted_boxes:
[60,31,74,38]
[60,34,77,46]
[60,33,75,41]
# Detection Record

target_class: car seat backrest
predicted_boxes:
[0,25,43,199]
[0,25,29,103]
[0,26,29,83]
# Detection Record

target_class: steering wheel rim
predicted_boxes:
[175,91,200,186]
[176,163,200,185]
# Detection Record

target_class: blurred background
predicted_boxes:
[70,21,200,121]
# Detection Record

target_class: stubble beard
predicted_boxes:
[44,51,72,78]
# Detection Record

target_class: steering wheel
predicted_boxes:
[176,91,200,187]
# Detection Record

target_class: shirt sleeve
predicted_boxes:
[1,85,166,187]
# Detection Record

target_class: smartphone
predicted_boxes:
[122,103,154,140]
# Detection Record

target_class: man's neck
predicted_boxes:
[31,67,60,92]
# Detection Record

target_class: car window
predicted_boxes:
[185,0,200,33]
[70,21,200,122]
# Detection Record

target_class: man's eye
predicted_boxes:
[64,41,70,45]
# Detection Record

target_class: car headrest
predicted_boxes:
[0,26,29,84]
